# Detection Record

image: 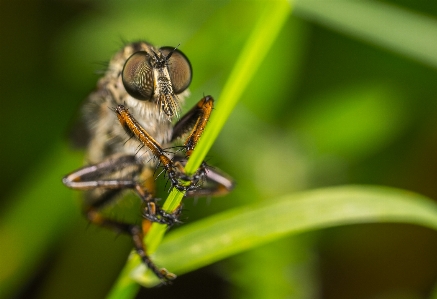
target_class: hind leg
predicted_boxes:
[62,154,176,282]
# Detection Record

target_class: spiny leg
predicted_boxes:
[114,97,213,192]
[170,96,215,187]
[172,95,214,156]
[172,155,235,198]
[84,198,176,283]
[171,96,235,197]
[178,95,214,158]
[62,154,176,282]
[139,168,183,226]
[114,106,182,188]
[113,96,231,217]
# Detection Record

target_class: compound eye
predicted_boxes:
[122,51,154,100]
[160,47,192,94]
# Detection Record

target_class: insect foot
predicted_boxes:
[165,159,208,193]
[142,198,183,227]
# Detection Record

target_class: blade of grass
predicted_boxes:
[135,185,437,286]
[183,0,291,171]
[147,0,292,253]
[107,0,291,297]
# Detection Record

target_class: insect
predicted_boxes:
[63,41,234,283]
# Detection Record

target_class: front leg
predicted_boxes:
[115,98,213,191]
[172,95,214,157]
[171,96,234,197]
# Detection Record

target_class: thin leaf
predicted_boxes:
[135,185,437,286]
[107,1,291,297]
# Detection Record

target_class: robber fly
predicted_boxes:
[63,41,234,283]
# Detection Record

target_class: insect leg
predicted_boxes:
[62,154,176,282]
[173,155,235,198]
[115,105,195,191]
[84,193,176,283]
[171,95,214,157]
[63,155,140,190]
[172,96,234,196]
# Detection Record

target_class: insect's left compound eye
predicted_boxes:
[122,51,154,100]
[160,47,192,94]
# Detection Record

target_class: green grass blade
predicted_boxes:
[184,0,291,173]
[105,253,141,299]
[107,1,291,297]
[147,0,292,253]
[132,185,437,286]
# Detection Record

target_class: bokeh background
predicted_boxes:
[2,0,437,298]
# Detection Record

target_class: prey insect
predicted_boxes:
[63,41,234,283]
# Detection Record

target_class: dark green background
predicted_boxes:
[2,1,437,298]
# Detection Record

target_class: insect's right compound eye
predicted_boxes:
[122,51,154,100]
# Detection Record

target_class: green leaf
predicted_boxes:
[107,1,291,297]
[136,185,437,286]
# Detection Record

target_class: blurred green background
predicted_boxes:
[2,0,437,298]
